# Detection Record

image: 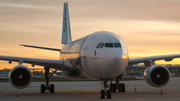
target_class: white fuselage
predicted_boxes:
[60,31,129,79]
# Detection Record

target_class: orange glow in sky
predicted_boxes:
[1,0,180,69]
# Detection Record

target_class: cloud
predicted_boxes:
[1,0,180,67]
[67,0,180,23]
[0,3,59,10]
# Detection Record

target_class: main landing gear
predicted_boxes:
[41,67,57,93]
[110,75,126,93]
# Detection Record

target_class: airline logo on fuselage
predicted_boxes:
[94,50,97,56]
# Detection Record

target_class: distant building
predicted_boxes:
[1,65,180,78]
[123,65,180,77]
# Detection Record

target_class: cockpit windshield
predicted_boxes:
[105,43,113,48]
[100,43,104,48]
[96,43,102,48]
[96,43,104,48]
[96,42,121,48]
[114,43,121,48]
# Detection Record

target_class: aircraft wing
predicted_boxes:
[0,56,73,71]
[128,54,180,66]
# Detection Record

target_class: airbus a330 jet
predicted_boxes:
[1,2,180,99]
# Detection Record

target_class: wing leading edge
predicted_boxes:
[0,56,73,71]
[128,54,180,66]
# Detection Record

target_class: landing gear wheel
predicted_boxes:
[50,84,54,93]
[41,84,45,93]
[42,67,57,93]
[107,90,111,99]
[118,83,125,92]
[121,84,125,92]
[118,83,122,92]
[100,90,105,99]
[110,84,116,92]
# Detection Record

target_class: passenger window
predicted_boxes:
[96,43,102,48]
[114,43,121,48]
[105,43,113,48]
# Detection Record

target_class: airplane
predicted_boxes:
[1,2,180,99]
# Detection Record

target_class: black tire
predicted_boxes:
[100,90,105,99]
[110,84,116,92]
[41,84,45,93]
[107,90,111,99]
[50,84,54,93]
[110,84,115,92]
[118,83,122,92]
[121,83,125,92]
[110,84,113,91]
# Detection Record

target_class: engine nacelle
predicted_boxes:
[9,65,33,89]
[144,65,170,87]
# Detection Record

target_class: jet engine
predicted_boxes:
[144,65,170,87]
[9,65,33,89]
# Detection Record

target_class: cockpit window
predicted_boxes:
[100,43,104,48]
[114,43,121,48]
[96,43,102,48]
[105,43,113,48]
[96,43,104,48]
[96,43,121,48]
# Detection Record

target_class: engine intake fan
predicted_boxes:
[144,65,170,87]
[9,65,33,89]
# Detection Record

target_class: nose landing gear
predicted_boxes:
[100,80,111,99]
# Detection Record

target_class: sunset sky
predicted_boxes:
[1,0,180,69]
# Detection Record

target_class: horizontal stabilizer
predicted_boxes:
[20,44,61,52]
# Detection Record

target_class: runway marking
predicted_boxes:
[59,85,99,97]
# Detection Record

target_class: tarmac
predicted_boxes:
[1,77,180,101]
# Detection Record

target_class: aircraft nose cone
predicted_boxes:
[105,49,123,66]
[100,49,124,78]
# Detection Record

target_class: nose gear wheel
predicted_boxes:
[100,79,111,99]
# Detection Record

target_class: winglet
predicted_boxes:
[62,2,72,44]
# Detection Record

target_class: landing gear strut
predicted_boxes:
[100,80,111,99]
[110,74,126,93]
[41,67,57,93]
